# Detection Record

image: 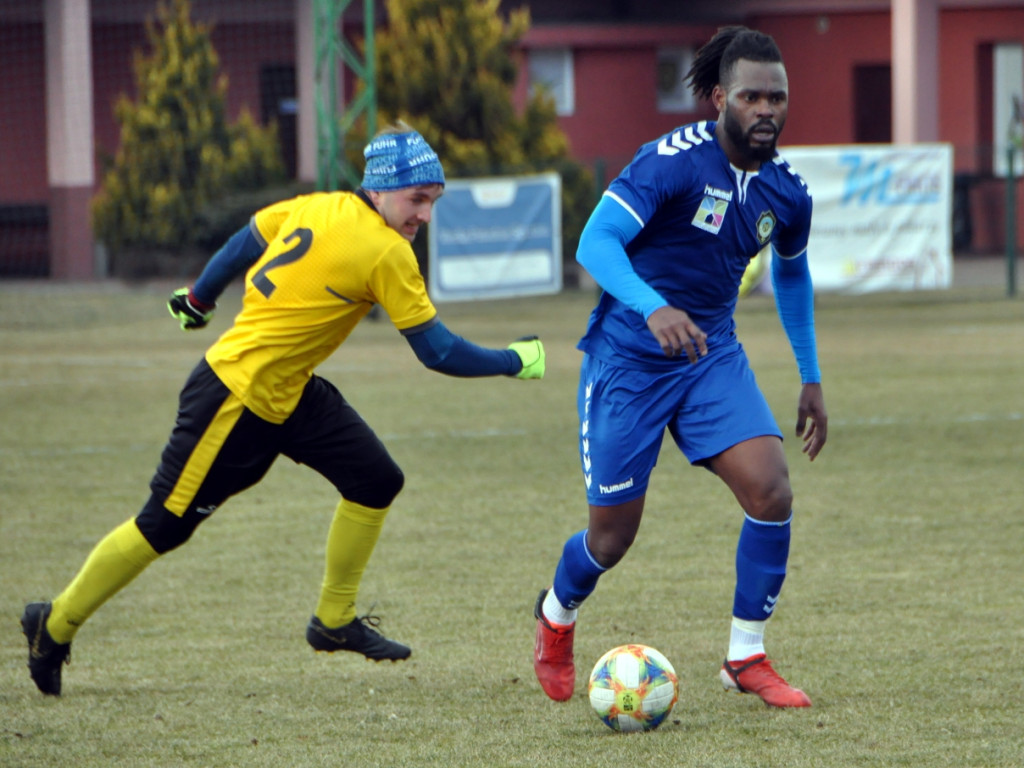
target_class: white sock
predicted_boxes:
[728,617,766,661]
[543,589,577,626]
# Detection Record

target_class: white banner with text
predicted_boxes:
[427,173,562,302]
[779,143,953,293]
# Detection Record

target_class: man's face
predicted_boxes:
[714,59,789,169]
[368,184,444,242]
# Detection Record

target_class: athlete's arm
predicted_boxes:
[576,194,668,320]
[772,246,827,459]
[770,246,820,384]
[191,222,265,306]
[404,319,522,377]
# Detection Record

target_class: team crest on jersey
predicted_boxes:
[692,195,729,235]
[756,210,777,245]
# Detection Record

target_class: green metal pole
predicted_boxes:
[311,0,378,190]
[314,0,342,191]
[1008,146,1018,298]
[364,0,376,142]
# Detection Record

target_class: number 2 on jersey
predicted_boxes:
[252,227,313,298]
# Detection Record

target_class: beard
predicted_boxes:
[722,108,780,164]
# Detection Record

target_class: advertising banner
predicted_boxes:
[427,173,562,302]
[779,144,953,293]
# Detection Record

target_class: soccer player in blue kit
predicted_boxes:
[532,26,828,708]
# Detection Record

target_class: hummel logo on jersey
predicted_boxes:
[657,121,714,156]
[704,185,733,201]
[763,593,779,615]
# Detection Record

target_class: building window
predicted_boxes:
[993,42,1023,177]
[656,47,696,113]
[529,48,574,116]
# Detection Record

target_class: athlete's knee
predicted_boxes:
[586,498,644,567]
[586,532,633,568]
[135,494,209,554]
[345,461,404,510]
[586,520,638,567]
[744,477,793,522]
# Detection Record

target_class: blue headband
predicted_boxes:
[361,130,445,191]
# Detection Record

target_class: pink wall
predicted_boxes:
[3,6,1022,255]
[0,24,48,201]
[749,11,891,148]
[213,23,296,122]
[520,24,718,172]
[0,22,292,204]
[940,8,1024,172]
[92,25,146,172]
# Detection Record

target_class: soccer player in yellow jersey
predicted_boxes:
[21,125,546,696]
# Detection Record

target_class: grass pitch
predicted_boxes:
[1,278,1022,767]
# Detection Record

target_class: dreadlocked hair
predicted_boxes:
[684,26,784,102]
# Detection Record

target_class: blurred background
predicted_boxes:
[1,0,1022,291]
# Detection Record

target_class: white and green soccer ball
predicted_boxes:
[587,644,679,732]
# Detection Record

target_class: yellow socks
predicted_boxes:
[47,518,159,644]
[315,499,389,628]
[44,499,390,643]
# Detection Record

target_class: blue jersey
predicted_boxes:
[579,120,812,370]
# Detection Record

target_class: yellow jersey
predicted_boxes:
[205,191,437,424]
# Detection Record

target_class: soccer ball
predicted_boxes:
[587,644,679,732]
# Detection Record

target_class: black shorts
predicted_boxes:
[149,358,404,517]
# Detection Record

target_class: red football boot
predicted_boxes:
[720,653,812,708]
[533,589,576,701]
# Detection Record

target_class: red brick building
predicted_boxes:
[1,0,1022,277]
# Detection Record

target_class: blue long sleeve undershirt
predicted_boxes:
[193,223,520,377]
[771,248,821,384]
[192,223,264,306]
[405,320,522,376]
[576,195,668,320]
[580,194,820,384]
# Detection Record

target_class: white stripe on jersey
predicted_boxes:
[603,190,645,227]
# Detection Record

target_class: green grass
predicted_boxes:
[1,280,1022,767]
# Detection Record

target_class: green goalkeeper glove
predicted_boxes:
[167,287,215,331]
[508,336,545,380]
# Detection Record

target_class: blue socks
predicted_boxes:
[551,515,791,623]
[552,530,607,610]
[733,513,791,621]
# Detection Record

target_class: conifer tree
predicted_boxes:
[93,0,284,273]
[369,0,594,266]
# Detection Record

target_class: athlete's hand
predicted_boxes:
[167,287,215,331]
[796,382,827,460]
[647,306,707,362]
[509,336,545,380]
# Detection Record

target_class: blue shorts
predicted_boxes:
[578,345,782,506]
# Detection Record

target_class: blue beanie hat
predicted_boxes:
[361,130,445,191]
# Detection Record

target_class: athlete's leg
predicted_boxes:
[47,362,278,645]
[284,376,404,631]
[710,435,793,633]
[315,498,395,628]
[26,362,279,695]
[535,356,668,700]
[710,436,810,707]
[46,517,160,645]
[548,497,644,618]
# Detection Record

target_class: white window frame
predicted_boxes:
[656,46,696,114]
[993,42,1024,178]
[529,48,575,117]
